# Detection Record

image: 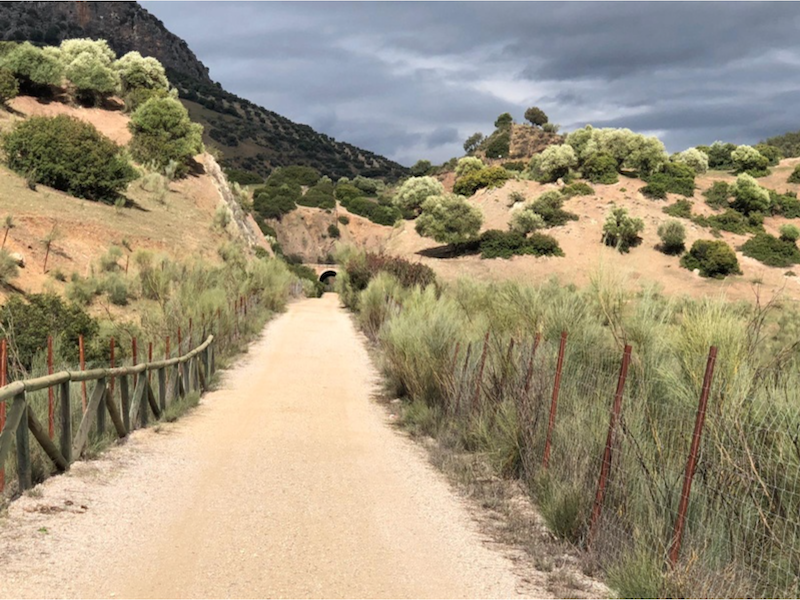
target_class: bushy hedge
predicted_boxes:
[2,115,135,202]
[740,233,800,267]
[453,166,510,196]
[641,162,696,198]
[474,229,564,259]
[680,239,741,278]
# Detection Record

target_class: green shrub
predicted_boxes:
[702,141,737,170]
[560,182,594,198]
[531,144,577,183]
[484,129,511,159]
[662,199,693,219]
[529,191,579,227]
[0,67,18,104]
[780,224,800,242]
[603,207,644,253]
[581,152,618,184]
[641,181,667,200]
[476,229,564,259]
[606,552,666,599]
[393,176,444,215]
[338,215,350,225]
[641,163,695,201]
[693,209,762,235]
[509,209,546,235]
[66,273,101,306]
[64,49,119,106]
[0,42,62,93]
[731,173,771,215]
[501,161,525,172]
[409,159,433,177]
[225,169,263,186]
[507,190,526,205]
[672,148,709,174]
[703,181,732,209]
[763,131,800,158]
[453,166,511,196]
[128,96,204,176]
[253,185,298,220]
[754,143,783,166]
[731,145,770,175]
[327,223,340,239]
[340,195,401,226]
[102,273,129,306]
[788,164,800,184]
[740,232,800,267]
[0,249,19,284]
[415,194,483,244]
[2,115,135,202]
[0,293,99,370]
[99,245,123,272]
[657,220,686,255]
[352,175,384,195]
[680,239,741,278]
[769,190,800,218]
[298,178,335,209]
[114,51,169,96]
[455,156,485,177]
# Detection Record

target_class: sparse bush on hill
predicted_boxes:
[731,144,770,176]
[788,164,800,184]
[780,224,800,242]
[602,207,644,253]
[455,156,485,178]
[730,173,771,215]
[524,106,548,127]
[501,160,525,172]
[763,130,800,158]
[754,143,782,166]
[672,148,709,174]
[657,220,686,255]
[641,161,696,198]
[681,239,741,278]
[352,175,384,195]
[2,115,135,202]
[101,273,130,306]
[740,232,800,268]
[0,249,19,285]
[581,152,618,184]
[327,223,340,239]
[703,181,732,209]
[528,144,577,183]
[0,67,18,105]
[693,208,762,235]
[338,215,349,225]
[529,191,579,227]
[129,96,204,176]
[473,229,564,259]
[453,166,510,196]
[560,182,594,198]
[340,195,401,226]
[769,189,800,218]
[509,207,546,235]
[393,176,444,216]
[415,194,483,245]
[662,198,693,219]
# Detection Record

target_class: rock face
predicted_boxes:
[0,2,211,82]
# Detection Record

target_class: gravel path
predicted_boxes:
[0,294,545,599]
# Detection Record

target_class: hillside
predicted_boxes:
[0,96,265,308]
[0,1,407,181]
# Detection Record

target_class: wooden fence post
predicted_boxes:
[158,367,167,411]
[543,331,568,469]
[588,344,632,547]
[79,335,87,411]
[120,374,130,432]
[109,337,115,410]
[59,380,72,464]
[668,346,718,567]
[47,336,54,439]
[15,394,31,491]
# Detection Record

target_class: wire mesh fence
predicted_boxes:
[440,329,800,598]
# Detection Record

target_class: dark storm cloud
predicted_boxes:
[141,2,800,166]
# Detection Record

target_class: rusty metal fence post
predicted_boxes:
[668,346,718,566]
[542,331,568,469]
[588,344,632,547]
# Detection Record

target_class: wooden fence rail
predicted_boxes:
[0,335,216,492]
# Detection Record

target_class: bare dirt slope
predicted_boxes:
[0,295,550,599]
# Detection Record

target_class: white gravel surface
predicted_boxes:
[0,294,549,598]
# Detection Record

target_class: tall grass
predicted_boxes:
[339,247,800,598]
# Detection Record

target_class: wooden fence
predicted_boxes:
[0,334,216,492]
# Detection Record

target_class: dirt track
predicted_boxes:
[0,295,542,599]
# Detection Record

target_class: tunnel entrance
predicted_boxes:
[319,270,337,284]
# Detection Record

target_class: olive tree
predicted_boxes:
[415,194,483,244]
[60,39,119,106]
[524,106,548,127]
[392,176,444,216]
[509,205,546,235]
[530,144,577,182]
[0,42,63,91]
[672,148,709,174]
[128,96,204,176]
[455,156,485,177]
[731,145,769,174]
[730,173,771,214]
[114,51,169,93]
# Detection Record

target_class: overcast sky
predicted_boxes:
[141,2,800,167]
